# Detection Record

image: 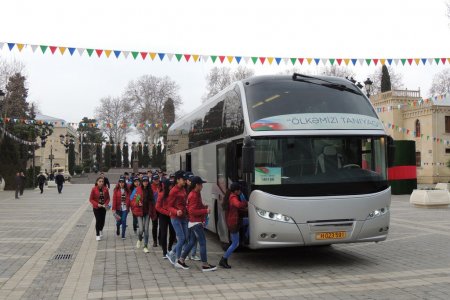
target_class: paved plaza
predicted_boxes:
[0,183,449,300]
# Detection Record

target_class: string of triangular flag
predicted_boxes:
[0,126,39,146]
[2,42,449,66]
[375,93,449,113]
[383,122,450,145]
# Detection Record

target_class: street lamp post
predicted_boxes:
[0,90,5,140]
[60,134,73,171]
[79,132,87,166]
[364,78,373,98]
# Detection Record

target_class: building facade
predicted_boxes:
[371,90,450,184]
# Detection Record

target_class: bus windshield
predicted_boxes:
[244,78,382,131]
[253,136,388,196]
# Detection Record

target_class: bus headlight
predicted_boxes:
[367,206,389,219]
[255,207,295,223]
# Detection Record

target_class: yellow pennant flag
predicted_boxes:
[380,59,386,65]
[59,47,66,55]
[17,44,24,51]
[414,58,420,65]
[104,50,112,58]
[149,52,157,60]
[267,57,274,65]
[344,58,350,65]
[193,55,199,62]
[447,58,450,64]
[307,58,313,65]
[227,56,234,63]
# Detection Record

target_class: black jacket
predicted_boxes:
[37,175,46,184]
[55,174,65,185]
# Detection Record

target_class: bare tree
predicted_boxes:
[447,0,450,21]
[368,66,404,95]
[318,65,355,78]
[203,66,254,101]
[124,75,182,143]
[429,68,450,96]
[0,58,25,91]
[95,96,133,143]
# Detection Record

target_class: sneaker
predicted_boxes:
[167,252,176,265]
[175,260,190,270]
[143,246,149,253]
[191,255,201,261]
[122,237,126,240]
[136,240,141,249]
[96,236,101,241]
[163,255,168,259]
[202,264,217,272]
[153,242,158,247]
[100,231,103,238]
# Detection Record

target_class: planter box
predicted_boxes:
[410,189,450,208]
[435,183,449,191]
[47,180,56,188]
[0,179,4,191]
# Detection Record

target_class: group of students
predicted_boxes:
[88,169,248,272]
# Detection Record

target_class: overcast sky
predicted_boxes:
[0,0,449,128]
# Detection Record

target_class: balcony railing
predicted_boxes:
[371,90,421,102]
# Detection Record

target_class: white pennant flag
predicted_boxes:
[30,45,38,53]
[321,58,327,65]
[427,58,433,65]
[77,48,85,56]
[201,55,209,63]
[122,51,130,58]
[243,57,251,64]
[166,53,174,61]
[358,58,364,66]
[283,57,289,65]
[393,59,399,66]
[0,42,4,49]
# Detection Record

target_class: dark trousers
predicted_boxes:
[20,184,24,196]
[158,214,176,256]
[93,208,106,236]
[15,186,20,199]
[152,213,159,244]
[133,215,138,232]
[39,183,44,193]
[57,184,63,193]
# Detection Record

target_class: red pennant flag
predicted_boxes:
[96,49,103,57]
[373,59,379,65]
[259,57,266,64]
[49,46,57,54]
[140,52,147,59]
[184,54,191,62]
[298,58,304,65]
[407,58,413,65]
[336,59,342,65]
[442,58,447,64]
[219,56,225,63]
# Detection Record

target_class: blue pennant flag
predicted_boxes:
[275,57,282,65]
[314,58,320,65]
[387,59,393,65]
[68,48,76,55]
[351,59,357,65]
[158,53,165,60]
[114,50,121,58]
[235,56,242,64]
[421,58,427,65]
[7,43,15,50]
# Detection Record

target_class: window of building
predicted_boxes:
[416,152,421,167]
[446,116,450,133]
[415,119,420,137]
[446,149,450,154]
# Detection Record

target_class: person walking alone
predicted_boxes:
[112,176,130,239]
[55,172,65,194]
[14,172,21,199]
[37,172,46,194]
[89,177,110,241]
[219,183,248,269]
[19,172,26,196]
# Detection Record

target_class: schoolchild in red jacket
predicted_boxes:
[156,178,177,258]
[112,176,130,239]
[89,177,111,241]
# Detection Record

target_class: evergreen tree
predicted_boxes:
[142,142,150,168]
[138,142,143,167]
[104,143,112,170]
[161,147,166,170]
[381,65,392,93]
[96,145,102,170]
[68,142,75,175]
[123,142,129,167]
[77,117,104,169]
[151,144,157,168]
[116,143,122,167]
[156,141,162,168]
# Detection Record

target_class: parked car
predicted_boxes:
[52,167,72,182]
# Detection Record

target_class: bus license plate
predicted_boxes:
[315,231,347,240]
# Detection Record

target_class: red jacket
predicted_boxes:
[130,186,144,217]
[187,190,208,223]
[167,185,187,219]
[156,190,170,216]
[89,186,110,209]
[112,187,130,212]
[142,187,157,220]
[226,193,248,232]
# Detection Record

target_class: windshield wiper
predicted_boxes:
[292,73,362,96]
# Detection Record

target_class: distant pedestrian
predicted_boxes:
[14,172,21,199]
[37,172,46,194]
[156,178,177,259]
[55,172,65,194]
[112,176,130,239]
[219,182,248,269]
[99,172,110,189]
[89,177,110,241]
[19,172,26,196]
[176,176,216,271]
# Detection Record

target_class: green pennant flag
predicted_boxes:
[329,58,335,65]
[211,56,217,63]
[251,57,258,64]
[435,58,440,64]
[290,58,296,65]
[401,58,406,65]
[365,59,371,65]
[40,45,48,54]
[86,49,94,57]
[175,54,182,61]
[131,51,139,59]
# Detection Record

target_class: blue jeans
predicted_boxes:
[116,210,128,238]
[224,232,240,259]
[143,214,150,246]
[182,224,207,262]
[188,228,198,256]
[171,218,188,259]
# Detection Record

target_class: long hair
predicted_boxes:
[222,190,232,212]
[114,181,129,193]
[94,177,104,187]
[163,179,174,199]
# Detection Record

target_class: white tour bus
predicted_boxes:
[166,74,393,249]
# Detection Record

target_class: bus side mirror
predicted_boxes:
[242,136,255,174]
[387,136,395,167]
